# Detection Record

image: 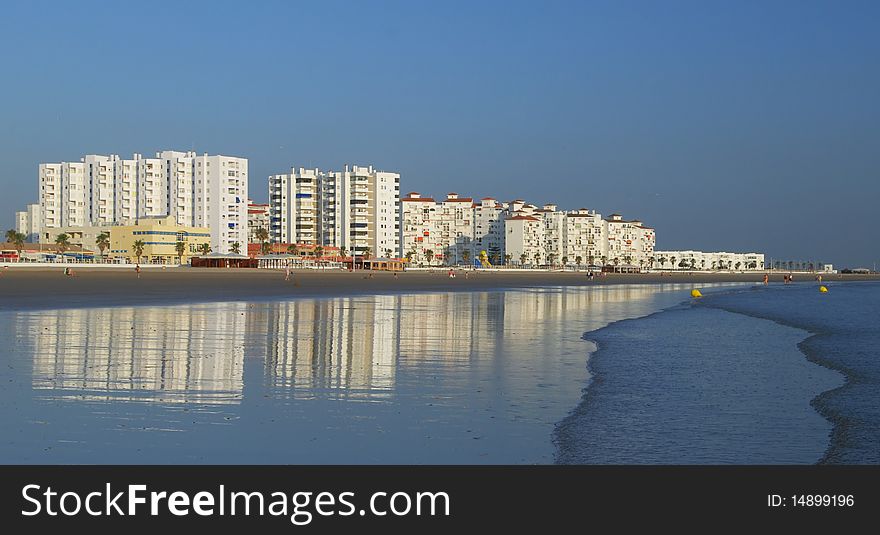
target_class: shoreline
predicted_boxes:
[695,285,870,464]
[2,267,878,312]
[554,287,841,464]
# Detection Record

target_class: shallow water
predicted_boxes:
[700,281,880,464]
[0,283,717,464]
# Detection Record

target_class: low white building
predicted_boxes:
[653,250,765,271]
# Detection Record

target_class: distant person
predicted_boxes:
[588,271,594,281]
[789,273,794,283]
[763,273,769,285]
[285,265,291,281]
[135,264,141,279]
[393,272,399,279]
[816,274,822,284]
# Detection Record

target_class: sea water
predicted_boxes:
[0,284,715,464]
[556,281,879,464]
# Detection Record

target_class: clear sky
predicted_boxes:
[1,0,877,266]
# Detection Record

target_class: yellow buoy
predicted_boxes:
[691,289,702,298]
[819,286,828,293]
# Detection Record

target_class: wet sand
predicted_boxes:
[1,266,876,311]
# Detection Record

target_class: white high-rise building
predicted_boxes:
[268,164,401,257]
[28,150,248,254]
[322,165,400,257]
[563,208,607,265]
[269,167,320,246]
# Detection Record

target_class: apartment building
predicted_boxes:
[15,203,41,242]
[400,192,476,265]
[653,250,765,271]
[247,199,271,243]
[26,150,248,254]
[269,164,401,257]
[605,214,656,268]
[268,168,320,246]
[473,197,507,264]
[505,214,545,265]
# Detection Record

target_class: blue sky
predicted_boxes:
[1,0,877,266]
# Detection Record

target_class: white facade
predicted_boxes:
[268,164,401,256]
[505,214,545,265]
[605,214,655,268]
[15,203,41,242]
[29,150,248,254]
[473,197,507,264]
[563,209,607,266]
[269,168,320,245]
[247,200,271,243]
[653,250,765,271]
[400,192,476,266]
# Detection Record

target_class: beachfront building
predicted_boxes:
[652,250,765,271]
[268,168,320,246]
[563,209,607,267]
[400,192,437,265]
[536,204,565,265]
[473,197,507,265]
[605,214,656,270]
[23,150,248,254]
[400,192,478,266]
[247,199,270,243]
[322,165,401,257]
[38,224,111,256]
[15,203,41,242]
[268,164,401,257]
[109,215,211,264]
[505,213,545,266]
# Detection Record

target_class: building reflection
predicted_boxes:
[17,284,696,405]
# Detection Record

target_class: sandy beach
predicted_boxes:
[1,266,876,311]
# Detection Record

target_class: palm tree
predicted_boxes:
[314,245,324,258]
[287,244,299,256]
[198,242,211,256]
[231,242,241,255]
[95,231,111,260]
[405,250,414,262]
[384,248,392,258]
[11,232,26,262]
[587,253,595,267]
[533,252,541,266]
[519,253,527,265]
[503,253,512,266]
[255,227,269,256]
[669,256,676,270]
[490,250,501,265]
[55,233,71,260]
[561,256,568,266]
[132,239,145,264]
[340,247,348,259]
[255,227,269,244]
[363,247,372,259]
[462,250,471,266]
[700,259,706,270]
[6,229,18,243]
[175,241,186,264]
[735,261,741,271]
[659,256,667,269]
[600,255,607,267]
[425,249,434,265]
[547,253,556,266]
[575,256,582,270]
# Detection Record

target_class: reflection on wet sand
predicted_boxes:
[17,284,702,406]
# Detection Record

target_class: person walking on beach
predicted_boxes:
[763,273,769,285]
[285,265,291,281]
[816,274,822,284]
[135,263,141,279]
